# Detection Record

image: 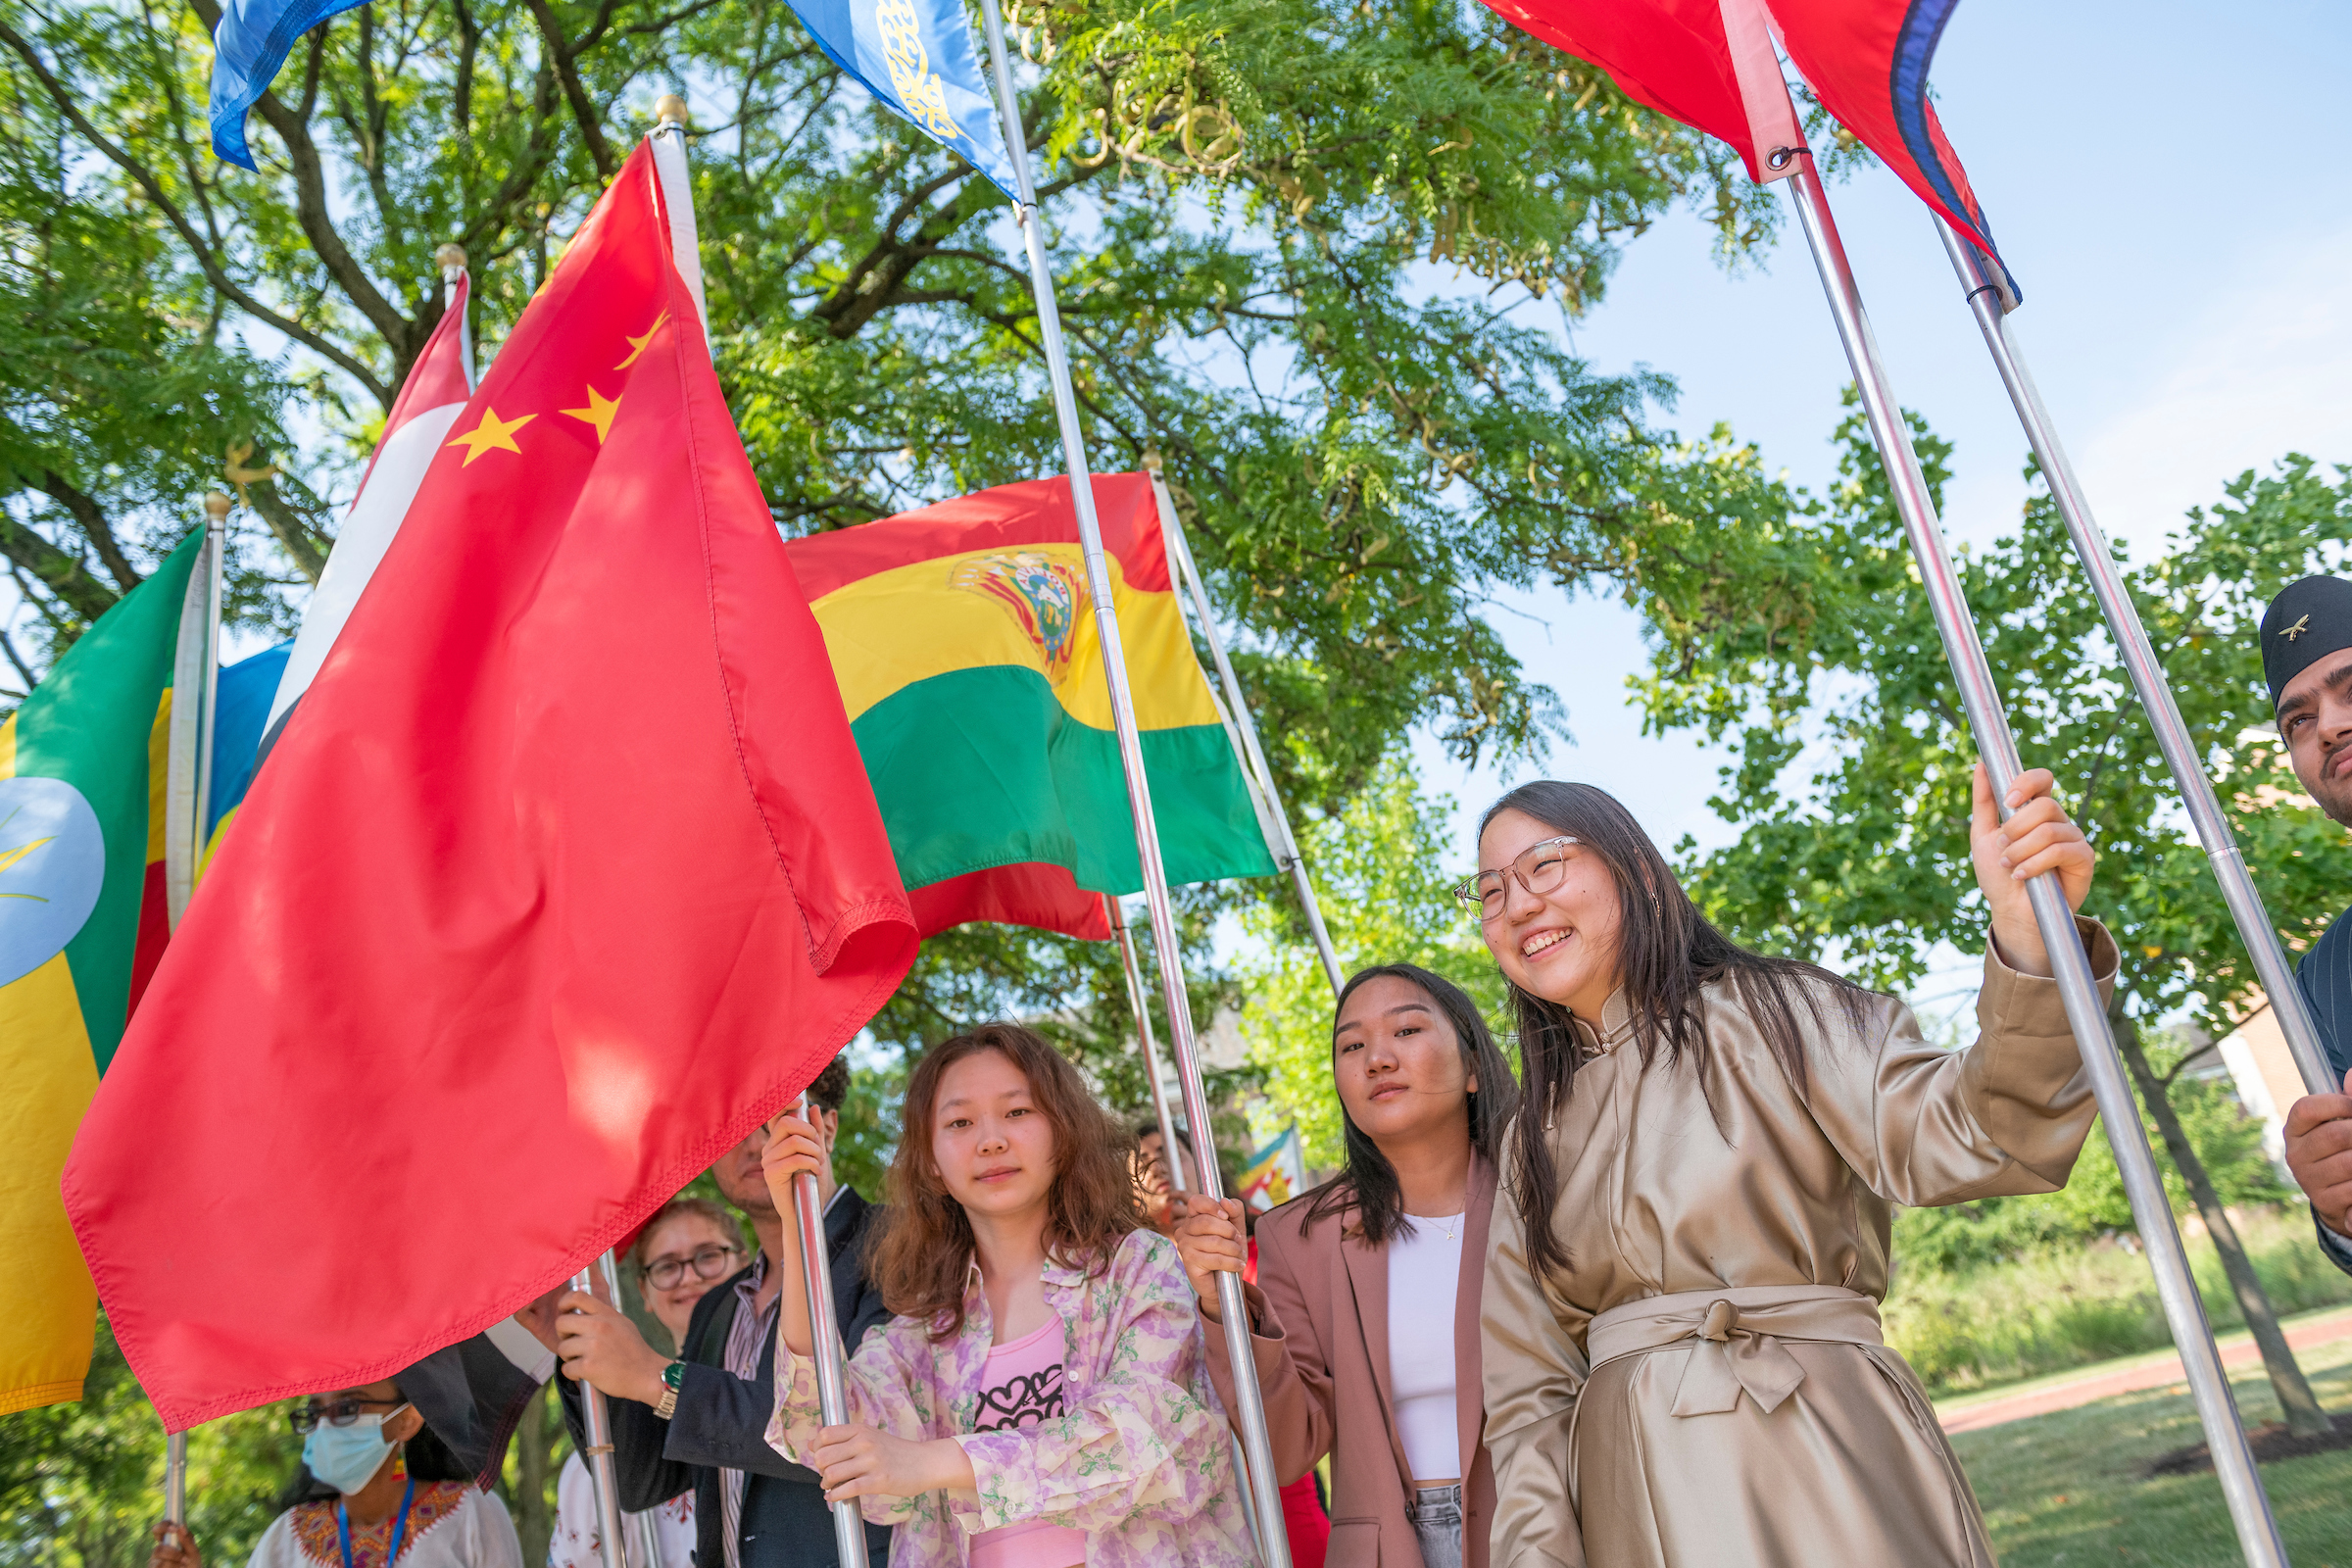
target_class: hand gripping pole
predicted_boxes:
[971,4,1292,1557]
[1783,155,2286,1567]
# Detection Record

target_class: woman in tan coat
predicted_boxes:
[1473,768,2112,1568]
[1174,963,1518,1568]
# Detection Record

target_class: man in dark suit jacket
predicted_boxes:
[557,1056,892,1567]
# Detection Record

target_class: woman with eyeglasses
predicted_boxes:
[1471,773,2113,1568]
[548,1196,746,1568]
[147,1380,521,1568]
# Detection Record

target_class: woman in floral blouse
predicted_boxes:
[760,1022,1254,1568]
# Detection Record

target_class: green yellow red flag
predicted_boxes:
[783,474,1277,939]
[0,529,204,1411]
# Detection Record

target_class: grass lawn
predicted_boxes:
[1953,1331,2352,1565]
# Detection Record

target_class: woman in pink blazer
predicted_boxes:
[1174,963,1517,1568]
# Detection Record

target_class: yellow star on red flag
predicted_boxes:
[616,312,670,370]
[562,387,622,445]
[447,407,536,465]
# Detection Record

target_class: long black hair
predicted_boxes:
[1302,962,1519,1248]
[1481,781,1871,1278]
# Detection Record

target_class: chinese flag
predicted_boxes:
[64,141,918,1429]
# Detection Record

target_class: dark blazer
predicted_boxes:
[564,1187,893,1567]
[2297,910,2352,1275]
[1202,1156,1499,1568]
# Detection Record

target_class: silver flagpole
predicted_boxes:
[158,489,231,1526]
[571,1255,630,1568]
[1110,895,1187,1193]
[1145,468,1346,997]
[973,6,1291,1559]
[784,1093,869,1568]
[1935,218,2336,1097]
[1782,152,2285,1566]
[635,89,838,1568]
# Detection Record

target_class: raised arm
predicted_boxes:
[1171,1198,1336,1485]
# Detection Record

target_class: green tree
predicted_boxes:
[1637,408,2352,1437]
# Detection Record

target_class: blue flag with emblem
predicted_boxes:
[784,0,1021,200]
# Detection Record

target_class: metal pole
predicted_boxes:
[1784,155,2285,1567]
[433,244,475,392]
[787,1094,869,1568]
[190,496,225,882]
[570,1254,630,1568]
[972,7,1290,1559]
[1935,217,2336,1096]
[1147,470,1347,998]
[1110,895,1187,1193]
[162,1427,187,1537]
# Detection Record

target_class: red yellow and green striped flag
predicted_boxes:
[0,528,205,1411]
[784,472,1275,939]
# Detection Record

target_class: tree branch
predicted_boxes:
[245,480,331,584]
[0,18,394,408]
[523,0,618,179]
[34,469,142,591]
[0,510,119,622]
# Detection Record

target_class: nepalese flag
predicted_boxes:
[1476,0,2012,293]
[1765,0,2014,298]
[262,271,473,757]
[65,140,918,1429]
[783,474,1278,942]
[0,531,204,1412]
[779,0,1021,200]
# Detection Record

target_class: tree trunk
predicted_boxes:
[514,1379,559,1566]
[2113,1001,2334,1437]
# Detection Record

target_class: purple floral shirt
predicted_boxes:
[764,1228,1254,1567]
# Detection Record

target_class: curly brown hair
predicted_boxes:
[867,1023,1144,1339]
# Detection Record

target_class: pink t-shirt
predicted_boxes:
[966,1315,1087,1568]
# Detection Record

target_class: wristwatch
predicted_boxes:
[653,1360,684,1421]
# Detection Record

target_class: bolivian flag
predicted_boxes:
[784,473,1276,939]
[0,529,204,1411]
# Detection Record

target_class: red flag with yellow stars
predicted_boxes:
[63,141,918,1427]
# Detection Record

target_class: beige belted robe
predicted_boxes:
[1480,919,2118,1568]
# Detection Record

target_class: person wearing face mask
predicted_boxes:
[548,1197,747,1568]
[1172,965,1517,1568]
[147,1382,521,1568]
[1470,772,2111,1568]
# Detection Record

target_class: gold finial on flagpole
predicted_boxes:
[655,93,688,129]
[434,243,467,283]
[202,492,233,523]
[1140,446,1163,473]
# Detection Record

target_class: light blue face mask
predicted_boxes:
[302,1403,409,1494]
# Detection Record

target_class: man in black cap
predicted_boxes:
[2262,575,2352,1272]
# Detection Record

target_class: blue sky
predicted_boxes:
[1412,0,2352,889]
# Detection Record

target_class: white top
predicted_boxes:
[550,1451,698,1568]
[244,1482,522,1568]
[1384,1212,1464,1484]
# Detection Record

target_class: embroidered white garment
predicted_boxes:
[243,1481,522,1568]
[1385,1212,1464,1484]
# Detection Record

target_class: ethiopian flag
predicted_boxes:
[0,529,204,1411]
[784,473,1276,940]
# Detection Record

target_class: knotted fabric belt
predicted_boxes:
[1584,1284,1884,1418]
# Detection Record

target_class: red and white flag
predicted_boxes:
[261,271,476,750]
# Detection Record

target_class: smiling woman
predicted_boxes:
[1470,773,2114,1568]
[759,1023,1255,1568]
